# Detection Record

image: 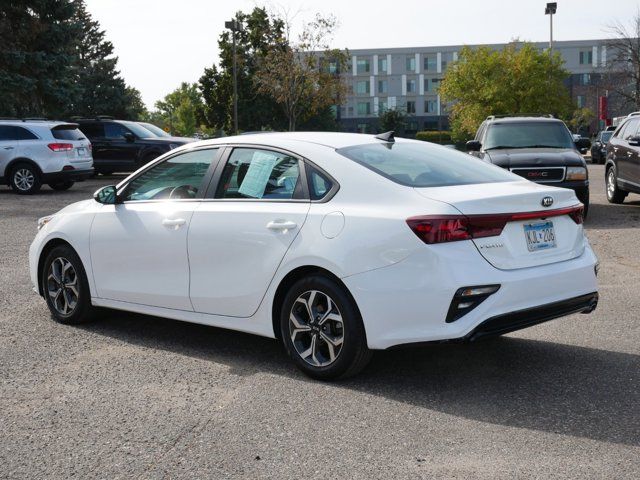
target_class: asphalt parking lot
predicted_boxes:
[1,164,639,479]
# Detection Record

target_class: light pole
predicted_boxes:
[545,3,557,55]
[225,19,242,135]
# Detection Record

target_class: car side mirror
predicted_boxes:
[629,135,640,146]
[94,185,118,205]
[574,138,591,150]
[124,132,135,143]
[466,140,481,152]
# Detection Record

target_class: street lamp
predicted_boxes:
[225,19,243,135]
[544,2,557,55]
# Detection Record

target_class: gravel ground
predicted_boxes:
[1,165,639,479]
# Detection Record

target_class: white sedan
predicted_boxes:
[29,132,599,379]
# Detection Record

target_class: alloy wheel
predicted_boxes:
[47,257,79,316]
[607,169,616,198]
[289,290,344,367]
[14,168,35,191]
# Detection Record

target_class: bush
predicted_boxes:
[415,130,452,144]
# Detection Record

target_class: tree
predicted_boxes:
[569,107,595,134]
[154,82,206,137]
[439,43,573,140]
[378,107,407,134]
[604,11,640,112]
[199,7,288,132]
[254,14,348,131]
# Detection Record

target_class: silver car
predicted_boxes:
[0,120,93,194]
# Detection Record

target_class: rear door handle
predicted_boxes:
[613,147,619,152]
[162,218,186,229]
[628,151,634,157]
[3,146,13,150]
[266,220,297,231]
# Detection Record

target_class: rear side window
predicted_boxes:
[337,142,517,188]
[0,125,38,141]
[105,123,129,139]
[78,123,104,138]
[308,168,333,200]
[51,126,86,140]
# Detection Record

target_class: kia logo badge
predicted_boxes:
[541,196,554,207]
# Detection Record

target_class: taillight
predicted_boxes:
[48,143,73,152]
[407,205,584,244]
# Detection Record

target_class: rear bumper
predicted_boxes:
[42,168,94,183]
[343,239,598,349]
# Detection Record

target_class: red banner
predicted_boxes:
[598,96,608,120]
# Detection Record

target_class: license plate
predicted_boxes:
[523,221,556,252]
[77,147,87,156]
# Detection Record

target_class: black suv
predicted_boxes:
[467,115,591,211]
[590,130,613,164]
[74,117,194,174]
[604,113,640,203]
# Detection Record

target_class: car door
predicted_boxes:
[90,147,221,310]
[188,146,310,317]
[103,123,140,167]
[614,117,640,182]
[0,126,19,178]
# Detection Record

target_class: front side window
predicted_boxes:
[216,148,301,200]
[121,148,217,201]
[337,142,517,188]
[619,118,640,140]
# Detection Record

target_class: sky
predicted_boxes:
[84,0,640,108]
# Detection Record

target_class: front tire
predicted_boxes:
[41,245,100,324]
[606,165,627,204]
[280,275,372,380]
[10,162,42,194]
[48,180,74,191]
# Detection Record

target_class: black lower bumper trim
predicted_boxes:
[43,168,94,183]
[466,292,599,342]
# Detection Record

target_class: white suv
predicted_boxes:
[0,120,94,194]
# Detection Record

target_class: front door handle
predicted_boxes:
[613,146,619,152]
[162,218,186,229]
[628,151,634,157]
[3,146,14,150]
[266,220,297,232]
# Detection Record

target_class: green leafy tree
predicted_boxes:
[569,107,595,133]
[199,7,287,132]
[378,107,407,134]
[439,43,573,140]
[154,82,206,137]
[254,14,348,131]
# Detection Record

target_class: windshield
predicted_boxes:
[336,141,518,188]
[120,121,156,138]
[600,131,613,143]
[140,122,171,137]
[484,122,574,150]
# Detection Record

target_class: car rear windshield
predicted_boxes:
[336,142,517,188]
[484,121,574,150]
[51,126,86,141]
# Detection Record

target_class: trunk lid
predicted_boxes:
[414,181,586,270]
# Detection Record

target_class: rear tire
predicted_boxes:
[280,274,372,380]
[48,180,74,191]
[10,162,41,194]
[41,245,101,325]
[606,165,627,204]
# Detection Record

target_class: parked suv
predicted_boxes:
[604,112,640,203]
[590,130,613,164]
[0,120,93,194]
[467,115,591,212]
[74,117,194,174]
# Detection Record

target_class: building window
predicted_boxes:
[424,120,438,130]
[406,56,415,71]
[406,100,416,114]
[357,59,370,74]
[378,80,388,94]
[579,50,593,65]
[378,99,388,112]
[357,123,369,134]
[406,79,416,93]
[425,99,437,113]
[329,61,338,74]
[577,95,586,108]
[406,121,418,133]
[425,78,440,92]
[356,80,370,95]
[424,55,437,71]
[357,102,371,115]
[378,56,387,73]
[579,73,591,85]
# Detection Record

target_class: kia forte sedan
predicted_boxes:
[29,132,599,379]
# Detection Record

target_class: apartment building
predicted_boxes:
[339,39,617,135]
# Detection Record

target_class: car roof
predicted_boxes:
[0,119,76,128]
[487,117,564,124]
[193,131,397,150]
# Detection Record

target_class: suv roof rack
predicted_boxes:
[68,115,115,121]
[626,111,640,117]
[486,113,554,120]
